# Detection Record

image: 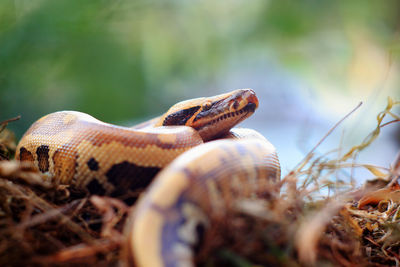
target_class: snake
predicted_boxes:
[15,89,280,267]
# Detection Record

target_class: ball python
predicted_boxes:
[15,89,280,267]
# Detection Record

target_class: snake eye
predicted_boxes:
[202,103,212,111]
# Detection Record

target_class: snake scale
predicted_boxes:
[15,89,280,267]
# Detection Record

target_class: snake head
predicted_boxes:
[158,89,259,141]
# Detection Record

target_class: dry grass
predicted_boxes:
[0,98,399,266]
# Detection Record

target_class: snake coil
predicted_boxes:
[15,89,280,267]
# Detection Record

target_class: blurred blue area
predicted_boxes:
[1,0,399,181]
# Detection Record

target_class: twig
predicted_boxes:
[0,115,21,132]
[387,152,400,188]
[294,102,363,172]
[0,179,94,242]
[380,119,400,128]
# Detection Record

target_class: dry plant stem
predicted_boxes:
[0,115,21,132]
[41,238,120,263]
[341,98,399,162]
[380,119,400,128]
[387,151,400,188]
[90,195,129,240]
[45,197,129,263]
[0,160,52,188]
[17,198,87,230]
[294,102,363,173]
[296,191,364,265]
[365,236,400,264]
[0,179,94,242]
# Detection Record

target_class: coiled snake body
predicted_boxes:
[16,89,280,267]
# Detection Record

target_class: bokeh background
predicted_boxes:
[1,0,399,181]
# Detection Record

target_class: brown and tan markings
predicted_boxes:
[18,147,34,162]
[15,89,280,267]
[36,145,50,172]
[16,89,259,195]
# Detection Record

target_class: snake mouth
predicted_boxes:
[197,102,256,128]
[194,101,257,141]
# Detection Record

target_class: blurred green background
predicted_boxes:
[1,0,399,173]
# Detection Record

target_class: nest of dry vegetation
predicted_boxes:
[0,98,399,267]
